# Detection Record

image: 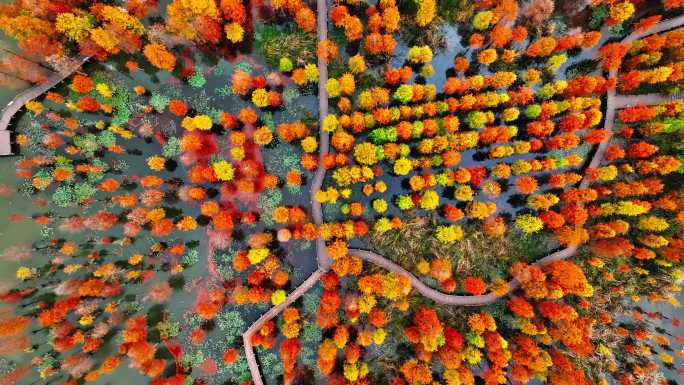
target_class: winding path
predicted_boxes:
[0,56,89,155]
[346,16,684,306]
[240,14,684,383]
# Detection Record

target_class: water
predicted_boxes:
[0,14,681,385]
[0,27,320,383]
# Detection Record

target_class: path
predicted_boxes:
[0,56,89,156]
[241,0,331,383]
[348,246,579,306]
[349,17,684,306]
[311,0,332,271]
[242,269,326,385]
[240,15,684,383]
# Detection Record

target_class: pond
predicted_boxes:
[0,25,321,382]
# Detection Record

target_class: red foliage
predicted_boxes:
[596,43,630,71]
[584,129,610,144]
[462,276,486,295]
[168,100,188,116]
[564,75,612,97]
[508,296,534,318]
[539,210,565,229]
[590,237,634,258]
[71,74,94,93]
[560,203,588,226]
[627,141,659,158]
[618,105,658,123]
[77,96,99,112]
[516,176,538,194]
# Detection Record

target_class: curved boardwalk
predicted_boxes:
[347,17,684,306]
[348,246,577,306]
[0,56,88,133]
[240,15,684,384]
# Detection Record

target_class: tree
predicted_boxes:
[143,43,176,71]
[520,0,554,27]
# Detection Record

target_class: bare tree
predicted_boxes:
[521,0,555,28]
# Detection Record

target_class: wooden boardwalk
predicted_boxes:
[234,15,684,384]
[241,0,332,382]
[0,56,88,155]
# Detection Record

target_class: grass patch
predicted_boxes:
[367,214,556,283]
[254,23,316,69]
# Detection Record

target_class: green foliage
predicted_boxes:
[92,158,109,173]
[163,137,182,157]
[610,24,625,37]
[181,248,199,266]
[235,61,253,74]
[301,322,322,343]
[73,182,96,202]
[36,354,57,373]
[264,142,301,177]
[261,111,274,130]
[663,118,684,133]
[216,264,235,280]
[188,71,207,88]
[258,350,283,380]
[73,133,99,157]
[589,4,609,30]
[181,351,204,370]
[224,354,251,382]
[187,314,203,330]
[207,107,223,123]
[21,120,53,156]
[32,170,53,189]
[465,111,487,129]
[369,215,552,285]
[124,300,143,315]
[188,90,213,115]
[282,88,300,106]
[157,320,181,340]
[150,93,170,112]
[654,120,684,173]
[256,188,283,226]
[110,86,132,126]
[113,159,129,172]
[369,126,398,145]
[394,85,414,104]
[215,85,232,97]
[279,57,293,72]
[525,104,542,119]
[40,226,54,239]
[216,310,246,343]
[52,186,74,207]
[299,344,317,369]
[302,287,321,315]
[97,130,117,148]
[88,167,109,184]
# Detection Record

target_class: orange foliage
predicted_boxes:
[143,44,176,71]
